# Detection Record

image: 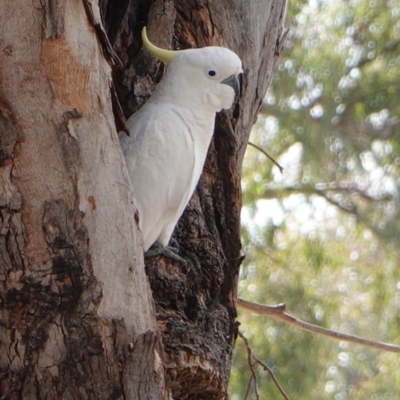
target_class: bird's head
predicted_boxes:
[142,27,243,112]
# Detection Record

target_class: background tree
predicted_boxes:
[0,0,286,398]
[230,0,400,399]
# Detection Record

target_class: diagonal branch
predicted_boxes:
[237,298,400,353]
[247,142,284,173]
[238,331,291,400]
[243,371,254,400]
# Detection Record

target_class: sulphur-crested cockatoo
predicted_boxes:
[119,27,242,260]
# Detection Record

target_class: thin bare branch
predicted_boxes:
[275,28,290,56]
[243,374,253,400]
[238,331,291,400]
[237,298,400,353]
[247,141,284,173]
[252,351,289,400]
[241,328,259,400]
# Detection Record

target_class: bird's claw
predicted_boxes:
[168,238,180,252]
[145,243,187,267]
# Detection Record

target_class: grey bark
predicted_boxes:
[0,0,286,399]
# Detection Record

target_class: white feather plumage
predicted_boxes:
[119,41,242,251]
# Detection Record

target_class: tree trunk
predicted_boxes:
[0,0,286,399]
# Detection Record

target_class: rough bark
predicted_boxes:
[1,0,286,399]
[102,0,287,399]
[0,0,167,399]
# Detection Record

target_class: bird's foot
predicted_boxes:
[168,238,180,252]
[145,242,187,267]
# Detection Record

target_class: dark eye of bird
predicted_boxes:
[208,70,216,77]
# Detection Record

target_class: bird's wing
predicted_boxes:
[119,103,197,247]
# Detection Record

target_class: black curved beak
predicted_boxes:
[221,74,240,97]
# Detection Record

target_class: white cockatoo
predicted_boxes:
[119,27,242,261]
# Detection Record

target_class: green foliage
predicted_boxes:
[230,0,400,398]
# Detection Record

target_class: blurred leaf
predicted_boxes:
[230,0,400,399]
